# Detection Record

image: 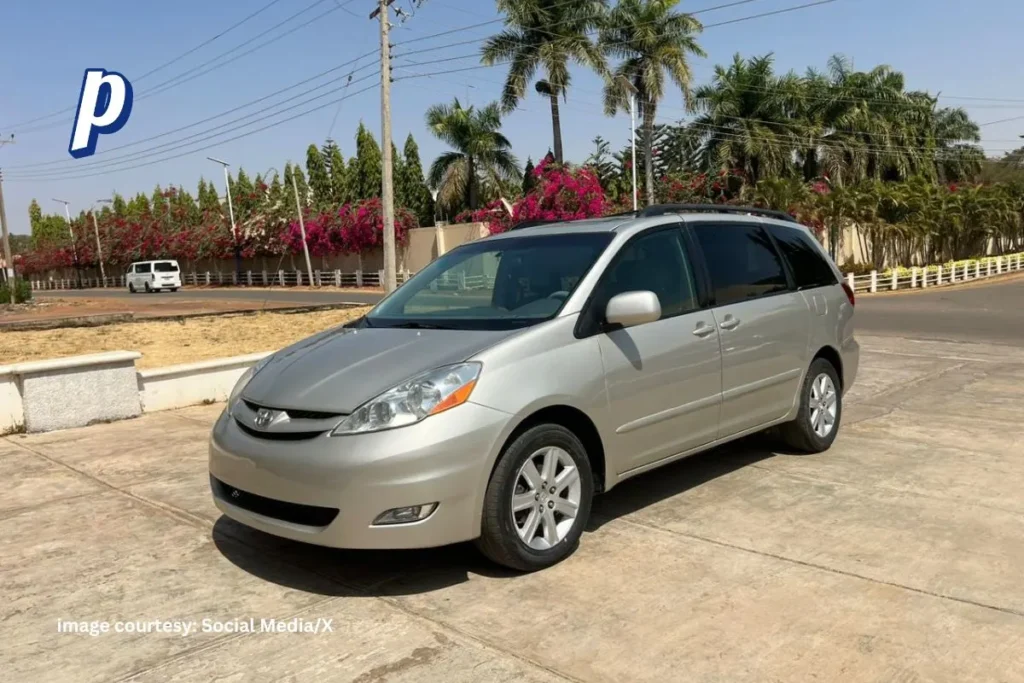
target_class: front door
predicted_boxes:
[589,227,723,473]
[690,221,810,437]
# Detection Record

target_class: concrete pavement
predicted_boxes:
[4,330,1024,682]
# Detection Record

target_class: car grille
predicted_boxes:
[211,476,339,527]
[242,400,342,421]
[235,420,324,441]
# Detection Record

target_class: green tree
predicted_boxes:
[398,134,434,225]
[426,98,520,211]
[482,0,607,164]
[601,0,705,205]
[28,199,68,249]
[306,143,332,209]
[197,178,221,214]
[323,138,351,204]
[351,123,383,200]
[522,157,537,195]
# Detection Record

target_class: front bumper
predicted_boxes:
[208,401,510,549]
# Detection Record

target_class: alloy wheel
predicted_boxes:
[511,446,581,550]
[809,373,838,438]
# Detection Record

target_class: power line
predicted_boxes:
[3,83,380,184]
[10,0,350,136]
[5,73,381,182]
[5,51,379,172]
[0,0,288,132]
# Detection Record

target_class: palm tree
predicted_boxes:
[482,0,607,165]
[600,0,705,205]
[425,99,520,212]
[690,54,796,184]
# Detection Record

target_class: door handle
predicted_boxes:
[719,317,741,331]
[692,323,716,338]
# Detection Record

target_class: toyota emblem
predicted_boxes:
[254,409,273,428]
[230,489,241,499]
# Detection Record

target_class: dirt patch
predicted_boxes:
[1,307,371,369]
[0,296,316,324]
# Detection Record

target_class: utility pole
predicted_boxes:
[630,93,638,212]
[0,171,14,303]
[371,0,398,293]
[207,157,241,282]
[291,174,315,287]
[53,198,84,289]
[1,135,16,301]
[91,199,112,286]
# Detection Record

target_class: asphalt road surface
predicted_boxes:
[37,273,1024,345]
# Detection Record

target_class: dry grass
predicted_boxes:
[1,307,371,369]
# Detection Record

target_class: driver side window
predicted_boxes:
[593,228,698,321]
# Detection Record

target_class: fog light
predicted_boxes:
[372,503,438,526]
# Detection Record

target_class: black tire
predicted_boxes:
[476,424,594,572]
[170,287,179,293]
[128,283,136,293]
[779,357,842,453]
[144,282,152,293]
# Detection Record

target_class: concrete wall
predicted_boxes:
[138,352,270,413]
[0,352,142,433]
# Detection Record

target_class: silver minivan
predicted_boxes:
[210,206,859,570]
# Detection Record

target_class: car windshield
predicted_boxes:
[366,232,614,330]
[154,262,179,272]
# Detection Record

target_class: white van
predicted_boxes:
[127,260,181,293]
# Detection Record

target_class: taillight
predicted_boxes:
[841,283,855,307]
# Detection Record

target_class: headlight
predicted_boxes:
[227,355,273,413]
[331,362,481,436]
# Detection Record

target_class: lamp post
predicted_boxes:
[91,198,112,286]
[206,156,241,280]
[52,198,83,289]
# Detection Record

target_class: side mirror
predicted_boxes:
[605,291,661,329]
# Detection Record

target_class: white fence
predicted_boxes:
[845,252,1024,294]
[30,268,412,291]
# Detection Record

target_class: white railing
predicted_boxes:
[29,268,412,291]
[845,252,1024,294]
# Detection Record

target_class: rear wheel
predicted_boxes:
[779,358,842,453]
[476,424,593,572]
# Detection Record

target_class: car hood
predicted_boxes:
[241,325,520,414]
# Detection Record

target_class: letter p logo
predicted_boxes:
[68,69,133,159]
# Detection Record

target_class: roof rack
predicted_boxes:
[638,204,798,223]
[506,210,638,231]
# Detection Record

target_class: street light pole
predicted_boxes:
[371,0,398,293]
[207,156,241,281]
[92,199,112,286]
[52,198,83,289]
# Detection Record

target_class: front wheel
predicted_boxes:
[476,424,593,572]
[128,283,136,293]
[779,358,842,453]
[170,287,179,293]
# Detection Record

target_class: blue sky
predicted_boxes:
[2,0,1023,235]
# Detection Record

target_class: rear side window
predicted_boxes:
[136,263,152,273]
[691,223,789,306]
[154,262,179,272]
[766,224,837,290]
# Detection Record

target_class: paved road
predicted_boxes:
[855,273,1024,345]
[35,287,384,307]
[38,273,1024,345]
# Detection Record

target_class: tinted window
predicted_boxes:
[691,223,789,306]
[154,262,179,272]
[765,224,837,290]
[136,263,152,273]
[593,228,698,320]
